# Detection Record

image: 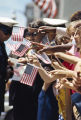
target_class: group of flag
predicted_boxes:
[8,29,51,86]
[7,0,57,86]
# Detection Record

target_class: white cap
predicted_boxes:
[43,18,68,26]
[0,17,18,27]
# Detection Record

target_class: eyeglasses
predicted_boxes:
[25,32,38,37]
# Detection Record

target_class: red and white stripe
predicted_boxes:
[12,44,29,57]
[6,42,21,51]
[25,40,32,48]
[20,66,38,86]
[11,27,25,41]
[33,0,57,18]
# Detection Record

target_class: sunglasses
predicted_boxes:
[0,24,13,35]
[25,32,38,37]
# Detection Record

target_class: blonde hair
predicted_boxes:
[66,20,81,36]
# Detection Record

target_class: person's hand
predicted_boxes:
[27,54,41,67]
[50,69,75,78]
[18,57,28,64]
[55,78,76,91]
[72,61,81,88]
[38,26,56,33]
[38,46,53,54]
[38,44,72,54]
[55,80,64,90]
[28,27,37,33]
[8,59,14,66]
[31,42,46,51]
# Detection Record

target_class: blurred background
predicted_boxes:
[0,0,81,27]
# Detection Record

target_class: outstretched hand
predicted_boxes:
[38,44,72,54]
[18,57,28,64]
[27,54,41,67]
[31,42,47,51]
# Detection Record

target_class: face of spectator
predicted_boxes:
[0,30,11,42]
[25,35,34,41]
[55,35,71,45]
[66,21,81,53]
[33,32,45,43]
[48,31,56,42]
[0,25,12,42]
[74,28,81,53]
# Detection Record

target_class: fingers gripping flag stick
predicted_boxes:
[20,64,38,86]
[11,27,25,41]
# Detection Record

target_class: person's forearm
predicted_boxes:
[55,52,81,64]
[38,67,54,83]
[38,66,67,83]
[42,82,51,91]
[52,61,66,70]
[39,44,72,54]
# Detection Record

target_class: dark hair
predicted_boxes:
[23,28,28,38]
[29,19,66,28]
[70,11,81,22]
[29,20,47,28]
[0,23,13,35]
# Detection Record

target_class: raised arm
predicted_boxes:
[38,44,72,54]
[54,52,81,64]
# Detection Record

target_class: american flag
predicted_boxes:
[35,52,51,64]
[12,44,29,57]
[20,64,38,86]
[33,0,57,18]
[11,27,25,41]
[25,39,32,47]
[12,63,25,81]
[6,42,21,51]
